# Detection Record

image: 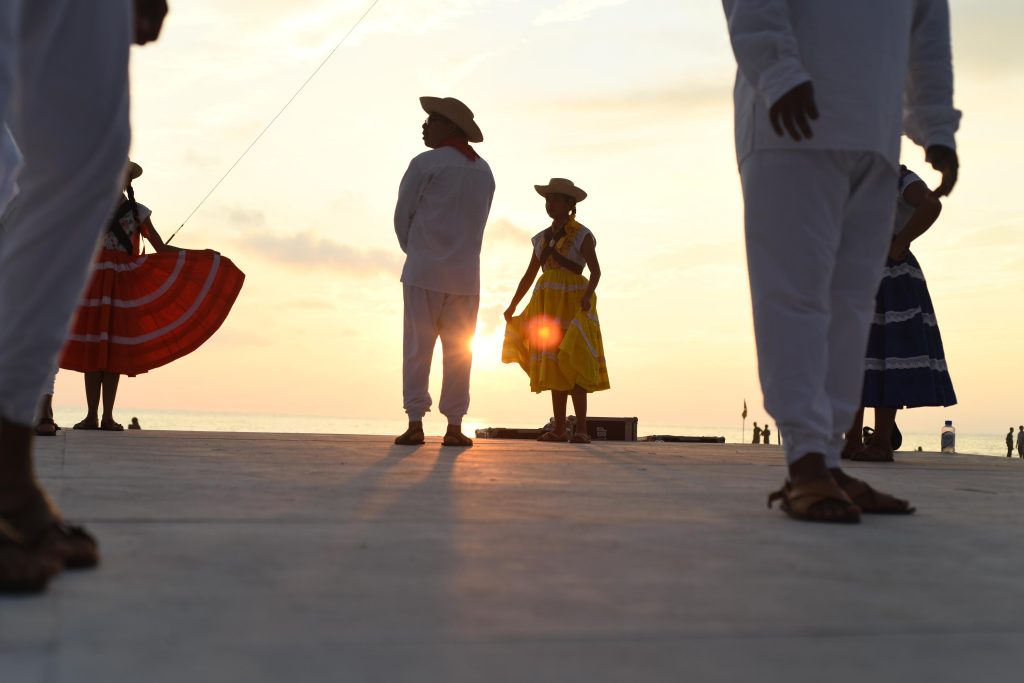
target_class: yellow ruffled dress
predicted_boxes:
[502,218,610,393]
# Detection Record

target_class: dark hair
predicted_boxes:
[126,182,142,231]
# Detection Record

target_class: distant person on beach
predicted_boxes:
[393,97,495,448]
[843,166,956,462]
[60,162,243,432]
[1008,428,1014,458]
[0,0,169,594]
[502,178,609,443]
[1017,426,1024,458]
[723,0,959,522]
[129,417,141,431]
[762,424,771,444]
[751,422,761,444]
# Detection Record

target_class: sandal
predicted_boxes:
[767,480,861,523]
[34,417,59,437]
[394,428,424,446]
[73,418,99,430]
[836,475,915,515]
[0,519,60,593]
[442,432,473,448]
[850,444,894,462]
[537,431,569,442]
[100,420,124,432]
[569,432,591,444]
[1,496,100,569]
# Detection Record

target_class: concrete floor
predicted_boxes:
[2,431,1023,682]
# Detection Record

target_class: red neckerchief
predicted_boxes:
[440,137,478,161]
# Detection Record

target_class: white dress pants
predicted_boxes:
[740,150,897,467]
[403,285,479,423]
[0,0,132,426]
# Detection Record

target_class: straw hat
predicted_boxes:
[419,96,483,143]
[127,160,143,180]
[534,178,587,203]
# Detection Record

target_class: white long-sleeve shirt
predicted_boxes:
[394,146,495,296]
[723,0,960,167]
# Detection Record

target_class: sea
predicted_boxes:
[50,407,1012,458]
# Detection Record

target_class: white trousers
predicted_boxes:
[402,285,479,423]
[740,150,897,467]
[0,0,132,426]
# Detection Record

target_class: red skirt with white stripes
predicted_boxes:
[60,249,245,376]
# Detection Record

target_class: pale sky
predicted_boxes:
[54,0,1024,435]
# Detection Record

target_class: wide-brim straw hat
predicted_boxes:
[127,160,143,180]
[534,178,587,203]
[419,96,483,143]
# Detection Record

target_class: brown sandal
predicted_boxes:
[569,432,591,444]
[2,496,100,569]
[837,476,915,515]
[849,444,895,462]
[442,432,473,448]
[767,480,861,523]
[394,428,425,446]
[0,519,60,593]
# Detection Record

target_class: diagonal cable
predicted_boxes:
[168,0,382,243]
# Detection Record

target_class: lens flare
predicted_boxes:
[526,314,563,350]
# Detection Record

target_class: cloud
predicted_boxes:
[237,230,402,276]
[484,218,533,245]
[535,0,630,25]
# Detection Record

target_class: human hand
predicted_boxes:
[134,0,169,45]
[888,237,910,262]
[580,294,592,312]
[926,145,958,197]
[769,81,818,142]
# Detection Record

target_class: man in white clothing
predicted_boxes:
[0,0,168,593]
[722,0,959,522]
[393,96,495,447]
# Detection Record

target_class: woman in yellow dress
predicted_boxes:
[502,178,609,443]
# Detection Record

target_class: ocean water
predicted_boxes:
[49,407,1012,457]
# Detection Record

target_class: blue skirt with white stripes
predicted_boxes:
[861,251,957,408]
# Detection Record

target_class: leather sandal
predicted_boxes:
[394,428,424,446]
[850,444,894,462]
[2,496,100,569]
[0,519,60,593]
[767,480,861,523]
[837,476,915,515]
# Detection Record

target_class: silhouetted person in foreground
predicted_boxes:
[762,424,771,444]
[1008,428,1014,458]
[502,178,609,443]
[1017,426,1024,459]
[843,166,956,462]
[723,0,959,522]
[751,422,761,444]
[0,0,169,594]
[393,97,494,448]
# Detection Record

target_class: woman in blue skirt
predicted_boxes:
[843,166,957,462]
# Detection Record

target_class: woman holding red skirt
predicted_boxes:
[61,161,244,430]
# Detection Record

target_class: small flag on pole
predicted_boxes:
[742,399,748,419]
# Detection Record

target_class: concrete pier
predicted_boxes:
[2,431,1023,682]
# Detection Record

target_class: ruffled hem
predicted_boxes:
[60,249,244,375]
[502,269,609,393]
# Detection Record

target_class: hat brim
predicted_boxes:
[420,96,484,143]
[534,184,587,203]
